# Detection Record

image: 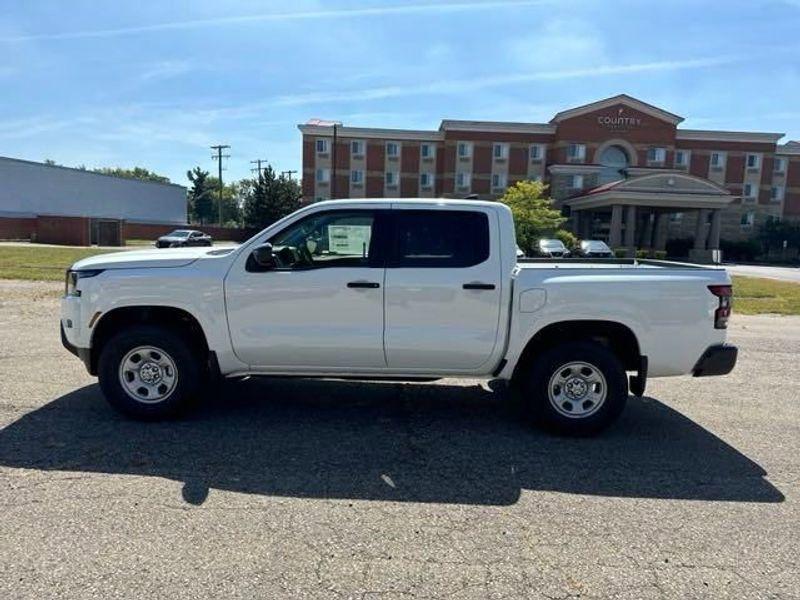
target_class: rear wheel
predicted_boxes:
[520,341,628,435]
[98,325,202,419]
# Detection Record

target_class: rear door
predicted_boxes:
[383,207,503,371]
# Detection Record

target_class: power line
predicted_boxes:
[250,158,268,178]
[210,144,230,225]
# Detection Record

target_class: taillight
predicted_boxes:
[708,284,732,329]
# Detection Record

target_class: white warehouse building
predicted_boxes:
[0,156,186,245]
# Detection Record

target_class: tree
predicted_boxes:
[242,165,302,229]
[206,176,242,226]
[498,180,567,254]
[187,167,215,225]
[93,166,171,184]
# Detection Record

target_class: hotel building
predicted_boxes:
[298,94,800,256]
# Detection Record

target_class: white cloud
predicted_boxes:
[0,1,554,43]
[137,60,194,83]
[271,55,744,107]
[506,19,608,70]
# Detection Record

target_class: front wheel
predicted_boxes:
[520,341,628,435]
[98,325,202,419]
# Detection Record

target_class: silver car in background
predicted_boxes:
[577,240,614,258]
[537,238,570,258]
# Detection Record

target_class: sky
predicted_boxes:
[1,0,799,188]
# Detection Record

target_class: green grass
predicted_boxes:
[0,246,124,281]
[733,275,800,316]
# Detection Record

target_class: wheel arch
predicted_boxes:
[511,319,642,383]
[89,305,210,376]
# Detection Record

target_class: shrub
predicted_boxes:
[635,249,668,260]
[665,237,694,258]
[553,229,578,250]
[720,239,761,262]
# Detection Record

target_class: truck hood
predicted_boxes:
[71,247,223,271]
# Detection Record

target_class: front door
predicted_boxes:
[383,208,503,371]
[225,209,388,370]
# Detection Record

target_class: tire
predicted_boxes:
[520,341,628,435]
[97,325,202,420]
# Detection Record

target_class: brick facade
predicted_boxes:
[297,95,800,242]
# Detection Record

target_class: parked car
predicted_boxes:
[61,199,737,435]
[577,240,614,258]
[537,238,570,257]
[155,229,212,248]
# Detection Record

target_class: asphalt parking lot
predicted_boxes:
[0,280,798,599]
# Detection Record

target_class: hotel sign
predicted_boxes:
[597,108,642,130]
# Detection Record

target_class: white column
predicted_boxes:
[653,212,667,251]
[624,205,637,248]
[609,205,623,248]
[694,209,710,250]
[708,210,722,250]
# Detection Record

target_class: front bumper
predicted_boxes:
[692,344,738,377]
[61,322,93,374]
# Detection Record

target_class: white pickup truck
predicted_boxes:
[61,199,737,434]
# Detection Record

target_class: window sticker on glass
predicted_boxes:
[328,225,371,256]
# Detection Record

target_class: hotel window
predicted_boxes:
[420,172,434,188]
[710,152,726,169]
[771,185,785,202]
[315,168,330,183]
[570,174,584,189]
[386,142,400,158]
[744,182,759,199]
[420,143,436,159]
[491,173,507,189]
[350,170,364,185]
[457,142,473,158]
[567,143,586,161]
[351,140,364,157]
[315,139,329,154]
[746,154,760,169]
[530,144,544,161]
[456,171,471,189]
[385,171,399,186]
[674,150,689,168]
[647,147,666,163]
[774,157,786,174]
[740,211,755,229]
[493,143,508,160]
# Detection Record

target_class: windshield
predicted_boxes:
[539,239,566,249]
[582,240,610,251]
[168,230,192,237]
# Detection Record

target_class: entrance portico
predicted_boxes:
[565,173,735,261]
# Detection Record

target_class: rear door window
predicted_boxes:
[389,210,490,268]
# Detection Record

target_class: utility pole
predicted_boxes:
[210,144,230,225]
[331,123,338,199]
[250,158,268,178]
[281,170,298,181]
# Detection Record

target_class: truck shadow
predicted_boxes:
[0,378,784,505]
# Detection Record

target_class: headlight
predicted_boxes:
[64,269,103,296]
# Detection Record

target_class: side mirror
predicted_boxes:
[251,243,276,269]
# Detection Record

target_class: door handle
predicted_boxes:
[347,281,380,289]
[463,282,496,290]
